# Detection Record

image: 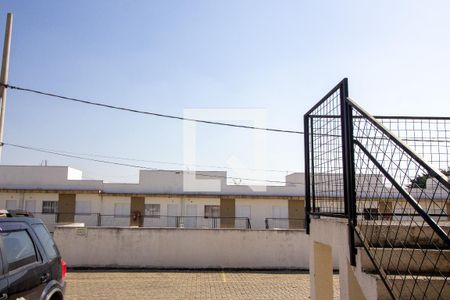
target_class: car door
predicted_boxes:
[0,247,8,300]
[0,228,46,299]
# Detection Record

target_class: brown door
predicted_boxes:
[58,194,76,223]
[220,198,235,228]
[288,199,305,229]
[379,200,393,220]
[130,197,145,227]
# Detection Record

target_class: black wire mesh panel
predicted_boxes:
[376,116,450,174]
[350,101,450,300]
[305,81,346,217]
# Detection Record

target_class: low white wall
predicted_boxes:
[54,227,310,269]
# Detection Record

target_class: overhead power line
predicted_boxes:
[2,142,302,185]
[3,142,298,174]
[0,83,303,135]
[2,82,448,143]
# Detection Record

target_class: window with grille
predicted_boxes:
[204,205,220,218]
[363,208,379,220]
[42,201,58,214]
[145,204,160,217]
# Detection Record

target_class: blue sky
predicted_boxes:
[1,1,449,183]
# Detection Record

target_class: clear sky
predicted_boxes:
[0,0,449,184]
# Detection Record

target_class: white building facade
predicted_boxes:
[0,166,306,231]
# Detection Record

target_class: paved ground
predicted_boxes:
[65,270,340,299]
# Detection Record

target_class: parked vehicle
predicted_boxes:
[0,210,66,300]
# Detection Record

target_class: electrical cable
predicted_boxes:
[2,142,303,185]
[0,83,303,135]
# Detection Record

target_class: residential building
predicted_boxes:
[0,166,305,231]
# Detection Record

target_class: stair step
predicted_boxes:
[360,247,450,275]
[375,274,450,300]
[357,222,450,249]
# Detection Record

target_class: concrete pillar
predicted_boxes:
[339,256,366,300]
[310,241,334,300]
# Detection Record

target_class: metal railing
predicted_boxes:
[32,212,101,232]
[100,215,251,229]
[304,79,450,300]
[31,213,251,230]
[264,218,305,229]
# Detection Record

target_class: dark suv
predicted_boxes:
[0,210,66,300]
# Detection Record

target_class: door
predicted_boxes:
[24,200,36,213]
[272,205,288,228]
[58,194,75,223]
[5,200,17,210]
[236,205,251,229]
[0,243,7,300]
[167,204,178,227]
[288,199,305,229]
[130,197,145,227]
[184,205,197,228]
[220,198,235,228]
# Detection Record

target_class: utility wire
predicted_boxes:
[0,83,303,135]
[3,142,298,174]
[2,142,302,185]
[2,83,448,143]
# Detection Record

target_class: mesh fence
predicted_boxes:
[304,80,449,300]
[305,81,346,216]
[351,104,450,300]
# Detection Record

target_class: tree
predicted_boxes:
[408,168,450,189]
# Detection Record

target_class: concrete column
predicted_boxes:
[339,256,366,300]
[310,241,334,300]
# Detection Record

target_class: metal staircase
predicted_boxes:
[304,79,450,299]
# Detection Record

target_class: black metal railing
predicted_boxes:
[304,79,450,300]
[33,213,252,230]
[32,212,101,232]
[375,116,450,173]
[264,218,305,229]
[99,215,251,229]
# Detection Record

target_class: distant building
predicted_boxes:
[0,166,305,231]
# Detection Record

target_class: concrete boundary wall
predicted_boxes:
[54,226,310,269]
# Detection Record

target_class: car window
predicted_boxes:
[32,224,58,259]
[0,230,37,271]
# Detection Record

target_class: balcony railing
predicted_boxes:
[264,218,305,229]
[30,213,252,231]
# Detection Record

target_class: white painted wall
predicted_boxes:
[0,166,304,196]
[54,226,310,269]
[236,198,288,229]
[309,218,378,300]
[0,192,294,230]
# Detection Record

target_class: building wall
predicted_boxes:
[0,191,304,230]
[54,226,310,269]
[235,198,289,230]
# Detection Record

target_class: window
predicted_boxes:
[76,200,91,214]
[272,206,288,219]
[145,204,160,217]
[32,224,57,259]
[5,200,17,210]
[25,200,36,213]
[204,205,220,218]
[114,203,129,216]
[42,201,58,214]
[363,208,379,220]
[0,230,37,271]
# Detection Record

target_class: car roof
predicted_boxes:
[0,217,44,233]
[0,215,44,226]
